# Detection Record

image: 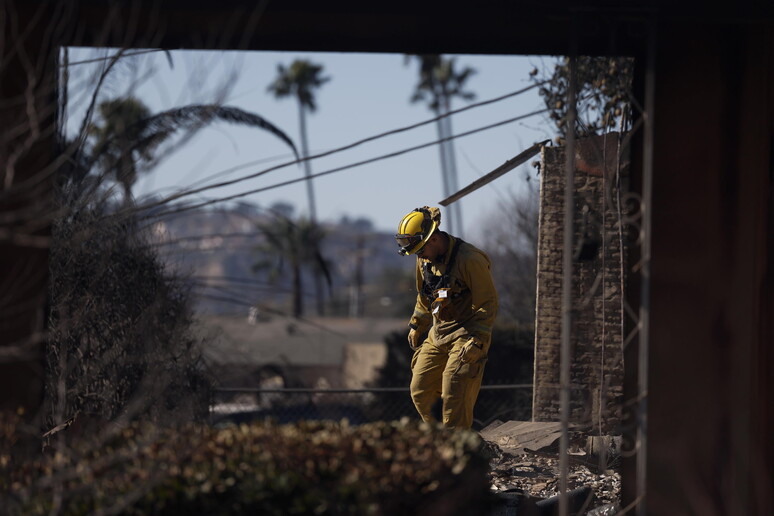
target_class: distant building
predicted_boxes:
[201,315,400,390]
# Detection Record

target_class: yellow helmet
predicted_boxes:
[395,206,440,256]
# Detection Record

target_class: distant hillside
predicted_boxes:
[148,204,416,319]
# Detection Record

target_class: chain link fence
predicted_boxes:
[211,384,532,431]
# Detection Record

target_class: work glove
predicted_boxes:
[459,338,485,364]
[408,329,422,350]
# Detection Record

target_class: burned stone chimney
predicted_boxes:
[532,133,631,434]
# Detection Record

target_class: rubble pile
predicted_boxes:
[487,446,620,506]
[480,421,621,510]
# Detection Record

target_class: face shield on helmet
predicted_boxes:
[395,234,425,255]
[395,208,438,256]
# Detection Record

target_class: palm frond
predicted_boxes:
[138,104,299,160]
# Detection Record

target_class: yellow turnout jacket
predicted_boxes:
[409,234,498,347]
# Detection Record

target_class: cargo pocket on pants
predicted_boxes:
[453,357,487,379]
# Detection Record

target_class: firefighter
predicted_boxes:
[395,206,498,429]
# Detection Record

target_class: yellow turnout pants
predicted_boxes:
[409,336,487,429]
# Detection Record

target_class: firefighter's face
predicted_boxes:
[417,234,441,261]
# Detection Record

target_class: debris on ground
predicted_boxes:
[481,420,621,510]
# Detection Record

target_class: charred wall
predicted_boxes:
[532,134,630,434]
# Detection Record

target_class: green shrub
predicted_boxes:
[5,418,494,516]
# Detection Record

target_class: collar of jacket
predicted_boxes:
[422,231,454,265]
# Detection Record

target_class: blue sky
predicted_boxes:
[65,48,557,240]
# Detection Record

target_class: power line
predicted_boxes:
[151,231,262,247]
[181,152,296,193]
[198,294,345,337]
[158,245,260,256]
[145,209,335,248]
[63,48,166,67]
[193,280,303,301]
[189,275,285,287]
[191,279,278,290]
[126,82,548,218]
[190,278,301,297]
[146,107,550,220]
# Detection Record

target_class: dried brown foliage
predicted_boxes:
[5,418,492,516]
[532,57,634,143]
[45,204,212,428]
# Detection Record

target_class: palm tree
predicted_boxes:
[267,59,330,223]
[88,96,299,204]
[267,59,330,315]
[88,97,151,202]
[253,214,331,318]
[407,55,475,236]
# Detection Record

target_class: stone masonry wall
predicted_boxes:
[532,133,629,434]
